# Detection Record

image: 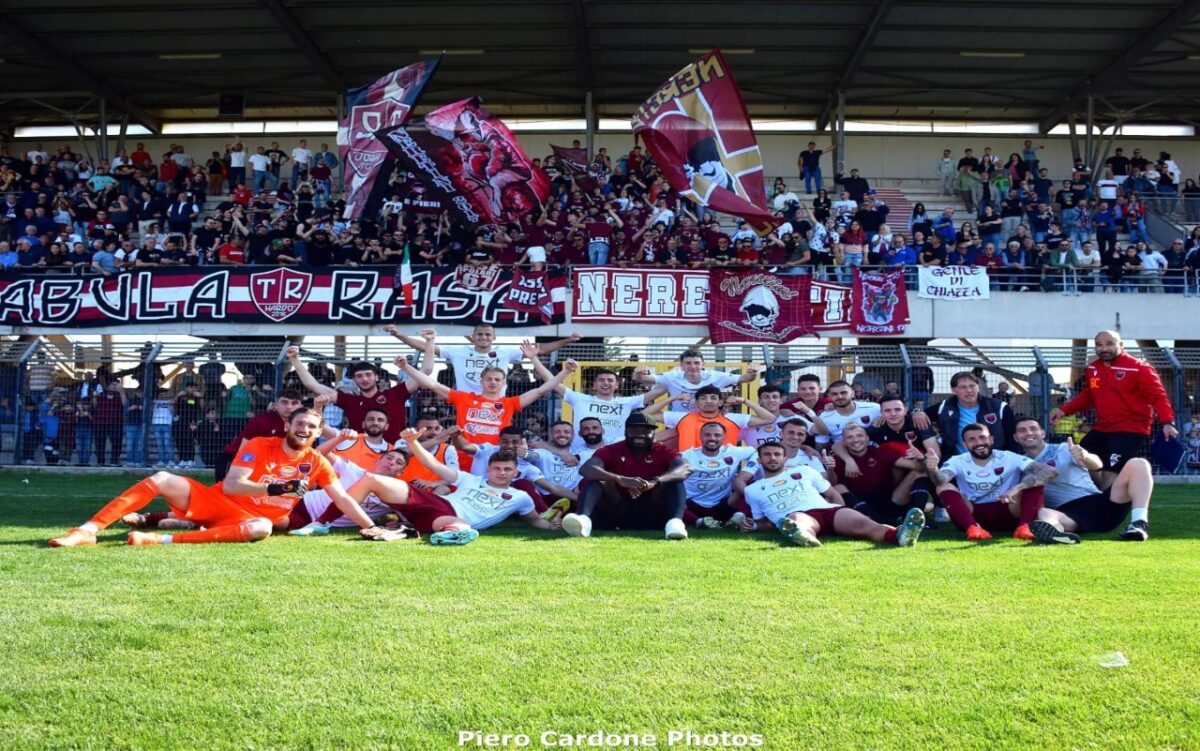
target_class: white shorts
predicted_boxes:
[526,245,546,264]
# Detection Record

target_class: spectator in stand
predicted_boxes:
[837,220,867,282]
[936,149,957,196]
[836,168,870,205]
[1093,201,1118,255]
[957,164,982,213]
[797,141,834,194]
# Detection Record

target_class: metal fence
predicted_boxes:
[2,337,1196,474]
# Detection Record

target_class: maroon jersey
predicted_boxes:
[93,389,125,425]
[334,381,415,442]
[222,410,286,456]
[592,440,679,481]
[835,446,901,497]
[584,219,613,246]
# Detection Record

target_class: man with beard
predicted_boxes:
[832,396,939,519]
[215,389,307,481]
[681,422,757,530]
[524,344,663,447]
[49,408,386,547]
[456,426,579,507]
[1050,330,1176,490]
[642,385,778,451]
[288,441,415,538]
[915,371,1015,458]
[811,380,881,447]
[739,419,826,483]
[1014,417,1154,543]
[740,442,925,548]
[326,408,392,469]
[926,423,1056,542]
[561,413,694,540]
[528,419,603,503]
[632,349,758,414]
[398,412,461,486]
[828,424,927,525]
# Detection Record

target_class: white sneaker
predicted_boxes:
[561,513,592,538]
[725,512,746,529]
[665,518,688,540]
[695,516,722,530]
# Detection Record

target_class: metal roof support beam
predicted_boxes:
[571,0,595,93]
[258,0,343,89]
[1038,0,1200,133]
[816,0,896,131]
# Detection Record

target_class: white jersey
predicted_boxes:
[815,402,881,445]
[444,471,536,530]
[1033,442,1099,507]
[440,344,524,394]
[681,445,757,508]
[528,447,595,493]
[653,368,741,412]
[302,457,392,527]
[943,449,1033,504]
[744,466,837,526]
[562,387,645,445]
[740,416,787,447]
[743,450,825,481]
[468,443,545,484]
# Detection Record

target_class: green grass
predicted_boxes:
[1,473,1198,751]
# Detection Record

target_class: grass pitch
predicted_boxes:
[0,472,1198,751]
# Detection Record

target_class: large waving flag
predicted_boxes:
[632,50,777,234]
[550,144,599,193]
[338,59,440,220]
[377,98,550,227]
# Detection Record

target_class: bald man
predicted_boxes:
[1050,330,1176,489]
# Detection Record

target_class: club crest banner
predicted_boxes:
[850,268,910,335]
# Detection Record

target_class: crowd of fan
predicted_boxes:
[0,137,1199,292]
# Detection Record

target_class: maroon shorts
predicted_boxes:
[797,506,849,536]
[396,487,460,533]
[971,501,1019,531]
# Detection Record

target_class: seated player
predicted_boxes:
[643,385,777,451]
[926,423,1057,542]
[681,422,757,529]
[737,419,826,484]
[398,412,461,487]
[527,419,603,506]
[828,423,926,525]
[456,426,579,506]
[326,426,562,546]
[810,380,882,448]
[561,413,694,540]
[1013,417,1153,543]
[49,408,386,547]
[288,437,416,538]
[740,442,925,548]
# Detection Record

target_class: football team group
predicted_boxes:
[48,327,1170,549]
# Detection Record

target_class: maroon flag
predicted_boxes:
[706,270,815,343]
[506,267,555,324]
[632,50,777,235]
[850,268,910,335]
[550,144,599,193]
[337,59,440,220]
[377,98,550,227]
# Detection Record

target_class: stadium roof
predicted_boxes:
[3,0,1200,135]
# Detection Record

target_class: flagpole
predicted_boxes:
[335,92,346,195]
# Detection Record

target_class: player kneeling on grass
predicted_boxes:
[740,442,925,548]
[1014,417,1153,544]
[926,422,1056,542]
[49,408,388,547]
[561,412,694,540]
[681,422,757,530]
[317,426,562,546]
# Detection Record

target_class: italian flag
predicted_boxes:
[399,244,414,306]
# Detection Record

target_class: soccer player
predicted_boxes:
[926,423,1057,541]
[561,413,694,540]
[811,380,881,446]
[827,423,929,524]
[397,358,575,453]
[398,412,461,485]
[49,408,386,547]
[738,419,827,482]
[528,419,603,501]
[642,386,777,450]
[915,371,1016,457]
[287,335,435,442]
[681,422,757,529]
[1050,330,1176,490]
[456,426,580,505]
[329,426,562,546]
[523,342,663,446]
[215,388,306,480]
[288,440,415,537]
[386,323,580,395]
[831,396,939,518]
[780,373,832,417]
[1014,417,1154,543]
[740,442,925,548]
[326,408,392,469]
[632,348,758,413]
[739,384,829,446]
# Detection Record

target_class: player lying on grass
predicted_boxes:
[1013,417,1154,544]
[296,426,562,546]
[926,422,1056,542]
[740,442,925,548]
[49,408,388,547]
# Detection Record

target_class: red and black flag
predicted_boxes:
[632,50,777,234]
[378,97,551,227]
[550,144,599,193]
[338,58,440,220]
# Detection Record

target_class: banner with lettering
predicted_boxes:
[0,266,566,328]
[706,270,815,343]
[917,266,991,300]
[850,267,910,335]
[570,267,850,329]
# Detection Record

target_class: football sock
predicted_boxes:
[938,488,977,531]
[1131,507,1148,524]
[171,524,257,544]
[1018,486,1045,525]
[89,477,162,530]
[884,527,899,546]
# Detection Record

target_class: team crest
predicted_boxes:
[724,456,734,465]
[1115,370,1127,380]
[861,415,871,423]
[1046,459,1057,467]
[249,268,313,322]
[298,462,313,474]
[984,413,997,424]
[905,431,917,441]
[789,472,804,480]
[502,493,512,500]
[994,467,1004,475]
